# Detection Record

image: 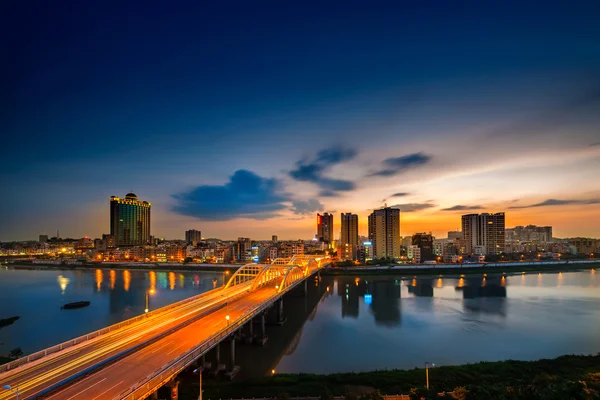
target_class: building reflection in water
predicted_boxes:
[336,276,401,326]
[557,272,563,288]
[457,275,507,316]
[110,270,116,290]
[57,275,70,294]
[123,270,131,291]
[407,279,434,297]
[168,272,176,290]
[179,273,185,289]
[95,269,103,291]
[149,271,157,293]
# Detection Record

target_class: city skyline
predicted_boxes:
[3,2,600,241]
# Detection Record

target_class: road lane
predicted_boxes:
[50,284,281,399]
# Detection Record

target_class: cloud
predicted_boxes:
[319,190,339,197]
[172,170,290,220]
[391,192,410,197]
[441,205,484,211]
[590,142,600,147]
[289,146,358,193]
[370,152,431,177]
[389,203,436,212]
[509,198,600,209]
[290,199,324,215]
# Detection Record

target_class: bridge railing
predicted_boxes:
[0,283,228,374]
[114,268,316,400]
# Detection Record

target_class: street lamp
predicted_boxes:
[425,362,436,390]
[222,270,230,287]
[145,289,155,313]
[225,315,230,326]
[3,385,20,400]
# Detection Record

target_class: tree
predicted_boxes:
[8,347,23,359]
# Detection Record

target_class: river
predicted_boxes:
[0,267,598,377]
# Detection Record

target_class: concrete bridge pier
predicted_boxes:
[224,337,240,379]
[212,343,226,376]
[201,354,211,370]
[150,391,158,399]
[166,378,179,400]
[244,317,255,344]
[304,279,308,296]
[274,298,286,325]
[254,312,268,345]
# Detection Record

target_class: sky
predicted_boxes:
[2,1,600,241]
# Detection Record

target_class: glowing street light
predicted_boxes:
[425,362,436,390]
[271,369,276,375]
[225,315,230,326]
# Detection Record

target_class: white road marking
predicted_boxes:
[91,380,124,399]
[65,377,106,400]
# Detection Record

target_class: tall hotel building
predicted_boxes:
[461,212,505,255]
[340,213,359,260]
[368,207,401,259]
[317,213,334,244]
[110,193,151,246]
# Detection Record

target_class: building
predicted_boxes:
[368,207,401,259]
[506,225,553,243]
[110,193,151,246]
[462,212,506,255]
[235,237,252,262]
[317,213,334,243]
[412,232,435,261]
[272,235,278,242]
[185,229,202,245]
[340,213,359,260]
[448,230,462,240]
[407,245,421,263]
[39,235,48,244]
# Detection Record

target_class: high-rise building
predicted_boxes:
[368,207,401,259]
[185,229,202,245]
[317,213,334,244]
[412,232,435,261]
[272,235,278,242]
[235,237,252,262]
[110,193,151,246]
[340,213,359,260]
[461,212,505,255]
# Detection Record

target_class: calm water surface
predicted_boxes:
[0,267,222,354]
[272,270,600,374]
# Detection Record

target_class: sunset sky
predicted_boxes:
[2,1,600,241]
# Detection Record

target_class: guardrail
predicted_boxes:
[114,268,317,400]
[0,284,228,374]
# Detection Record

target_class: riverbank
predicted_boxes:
[195,354,600,399]
[6,261,241,273]
[324,260,599,277]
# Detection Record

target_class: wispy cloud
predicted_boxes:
[172,170,289,220]
[290,146,357,194]
[290,199,324,215]
[509,198,600,209]
[370,152,431,177]
[391,192,410,197]
[389,203,436,212]
[441,205,484,211]
[590,142,600,147]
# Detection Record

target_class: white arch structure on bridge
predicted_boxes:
[224,255,328,294]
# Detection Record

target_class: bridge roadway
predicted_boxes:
[0,257,324,400]
[0,281,256,400]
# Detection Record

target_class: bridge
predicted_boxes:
[0,255,329,400]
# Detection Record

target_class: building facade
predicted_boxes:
[340,213,359,260]
[461,212,505,255]
[185,229,202,245]
[110,193,151,246]
[368,207,401,259]
[317,213,334,244]
[412,232,435,261]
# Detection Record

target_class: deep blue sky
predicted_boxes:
[2,1,600,240]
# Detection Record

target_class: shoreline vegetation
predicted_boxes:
[196,354,600,400]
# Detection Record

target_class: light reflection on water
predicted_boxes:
[0,267,222,354]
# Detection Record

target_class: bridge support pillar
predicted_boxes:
[304,279,308,296]
[166,379,179,400]
[150,392,158,399]
[224,337,240,379]
[212,343,225,376]
[274,298,286,325]
[254,312,268,345]
[244,318,255,344]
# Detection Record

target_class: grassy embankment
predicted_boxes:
[194,354,600,399]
